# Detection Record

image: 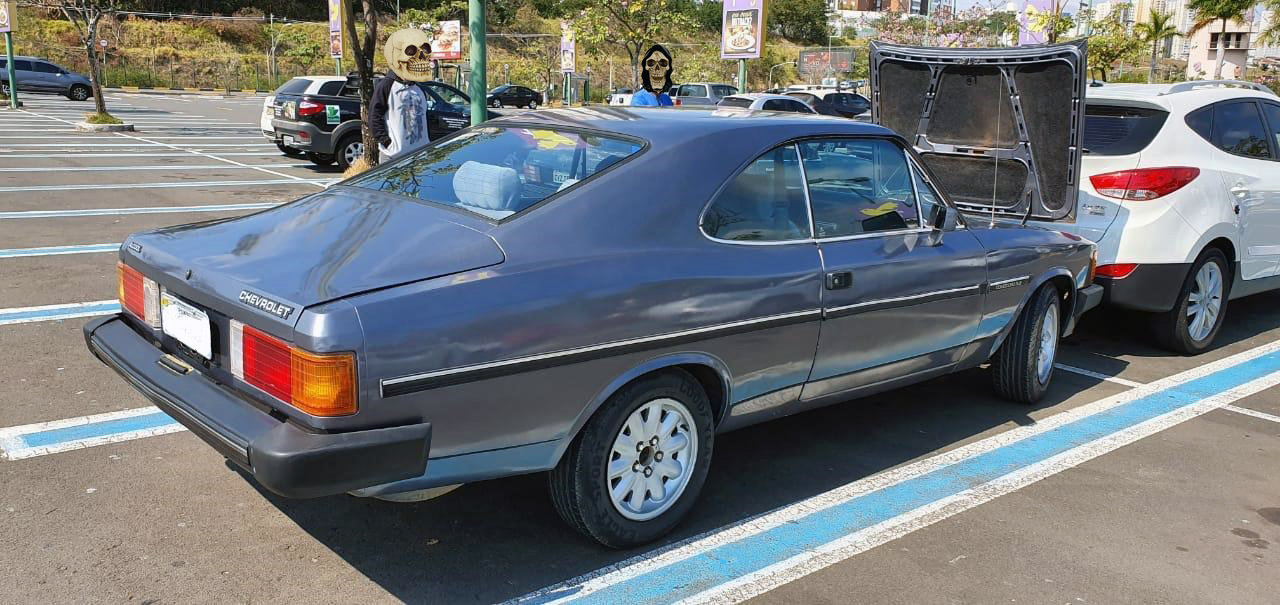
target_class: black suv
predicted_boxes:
[487,85,542,109]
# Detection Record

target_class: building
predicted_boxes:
[828,0,931,16]
[1185,17,1252,79]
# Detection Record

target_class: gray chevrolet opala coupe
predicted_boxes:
[86,43,1102,547]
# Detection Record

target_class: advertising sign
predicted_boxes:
[327,0,343,58]
[721,0,767,60]
[0,1,14,34]
[432,20,461,60]
[798,48,854,74]
[560,21,576,73]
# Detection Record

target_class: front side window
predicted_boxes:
[351,127,643,220]
[1211,101,1271,159]
[1260,102,1280,154]
[425,83,468,107]
[33,62,61,74]
[911,161,945,227]
[799,139,919,238]
[14,60,32,71]
[702,145,810,242]
[713,85,737,97]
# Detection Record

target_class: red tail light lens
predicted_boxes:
[117,262,160,327]
[229,320,357,416]
[1089,167,1199,201]
[297,100,324,116]
[1095,263,1139,279]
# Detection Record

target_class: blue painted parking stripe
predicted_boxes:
[0,406,185,460]
[0,300,120,325]
[516,341,1280,605]
[0,243,119,258]
[0,202,278,219]
[21,411,175,448]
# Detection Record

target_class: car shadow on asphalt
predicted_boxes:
[238,290,1280,603]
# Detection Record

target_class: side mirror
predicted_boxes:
[929,204,949,230]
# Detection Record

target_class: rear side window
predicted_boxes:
[274,78,311,95]
[1211,101,1271,159]
[351,127,644,220]
[318,81,344,96]
[14,60,32,71]
[702,145,810,242]
[719,97,752,109]
[713,85,737,97]
[679,84,708,97]
[1263,103,1280,152]
[1083,104,1168,155]
[33,62,61,73]
[1185,105,1213,139]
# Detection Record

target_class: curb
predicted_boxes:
[110,87,268,97]
[75,121,136,132]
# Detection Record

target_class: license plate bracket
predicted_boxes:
[160,292,212,360]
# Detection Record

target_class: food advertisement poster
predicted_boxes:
[327,0,343,58]
[721,0,767,60]
[0,1,15,34]
[560,21,576,73]
[433,20,461,60]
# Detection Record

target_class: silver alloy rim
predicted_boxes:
[71,87,87,100]
[344,141,364,166]
[1036,300,1060,384]
[607,397,698,522]
[1187,261,1223,342]
[530,101,537,109]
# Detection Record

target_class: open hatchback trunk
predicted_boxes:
[869,40,1087,221]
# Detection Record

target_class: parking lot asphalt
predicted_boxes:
[1,93,1277,604]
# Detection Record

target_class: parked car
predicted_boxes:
[785,89,871,118]
[718,93,817,113]
[261,76,349,157]
[0,56,93,101]
[671,82,737,106]
[86,102,1100,548]
[607,88,634,106]
[271,76,493,170]
[487,84,542,109]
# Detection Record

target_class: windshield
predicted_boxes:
[350,127,644,220]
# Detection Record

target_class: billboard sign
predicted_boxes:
[560,21,576,73]
[798,48,855,74]
[721,0,767,60]
[433,20,461,60]
[327,0,343,58]
[0,1,14,34]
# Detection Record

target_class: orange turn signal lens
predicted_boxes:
[289,348,357,416]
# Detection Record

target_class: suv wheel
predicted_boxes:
[1153,249,1229,355]
[528,99,539,110]
[335,134,364,171]
[992,284,1062,404]
[306,152,335,166]
[492,99,503,109]
[549,370,714,548]
[68,85,91,101]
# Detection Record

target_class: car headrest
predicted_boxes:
[454,161,520,210]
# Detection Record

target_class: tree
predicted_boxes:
[1087,9,1143,82]
[344,0,379,166]
[1262,0,1280,47]
[1028,0,1073,44]
[38,0,122,117]
[1135,9,1179,83]
[572,0,694,87]
[769,0,831,45]
[1188,0,1254,80]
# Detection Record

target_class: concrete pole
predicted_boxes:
[469,0,487,125]
[738,58,747,92]
[4,33,18,109]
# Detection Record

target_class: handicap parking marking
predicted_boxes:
[0,243,119,258]
[0,300,120,326]
[0,406,185,461]
[1221,404,1280,424]
[512,339,1280,605]
[0,202,280,219]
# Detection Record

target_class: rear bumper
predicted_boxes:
[83,315,430,498]
[271,119,333,153]
[1097,263,1190,313]
[1065,284,1104,337]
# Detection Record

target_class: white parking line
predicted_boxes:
[1053,363,1146,388]
[0,163,309,172]
[0,406,186,461]
[0,143,274,147]
[0,179,328,192]
[1221,404,1280,424]
[0,152,296,158]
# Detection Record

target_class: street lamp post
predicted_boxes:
[768,61,796,91]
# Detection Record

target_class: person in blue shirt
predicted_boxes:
[631,44,674,107]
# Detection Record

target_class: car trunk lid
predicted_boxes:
[869,40,1087,221]
[121,188,505,331]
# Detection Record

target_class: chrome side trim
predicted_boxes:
[988,275,1031,290]
[380,309,823,395]
[824,284,981,316]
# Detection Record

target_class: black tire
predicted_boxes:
[549,369,715,548]
[68,85,91,101]
[334,133,364,171]
[528,99,539,110]
[492,99,503,109]
[306,152,335,166]
[992,284,1062,404]
[275,141,304,157]
[1152,249,1230,355]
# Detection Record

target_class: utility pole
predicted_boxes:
[738,59,747,92]
[469,0,487,124]
[4,31,16,109]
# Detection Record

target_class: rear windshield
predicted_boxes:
[350,127,644,220]
[1083,104,1169,155]
[274,78,312,95]
[719,97,753,109]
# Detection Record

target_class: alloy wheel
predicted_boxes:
[343,140,364,167]
[1187,261,1223,342]
[1036,301,1059,384]
[607,398,698,521]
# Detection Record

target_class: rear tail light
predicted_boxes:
[297,100,324,116]
[229,320,357,416]
[117,262,160,328]
[1095,263,1139,279]
[1089,167,1199,201]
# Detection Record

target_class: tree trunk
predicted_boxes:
[1213,19,1227,80]
[345,0,379,166]
[1148,38,1158,84]
[85,16,107,115]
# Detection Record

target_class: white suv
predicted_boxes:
[1056,81,1280,353]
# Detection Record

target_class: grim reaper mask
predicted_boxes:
[384,28,433,82]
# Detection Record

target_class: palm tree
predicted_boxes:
[1188,0,1255,80]
[1136,10,1180,83]
[1261,0,1280,47]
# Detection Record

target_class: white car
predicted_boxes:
[1044,81,1280,353]
[717,93,817,114]
[262,76,348,156]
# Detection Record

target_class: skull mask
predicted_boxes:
[384,28,433,82]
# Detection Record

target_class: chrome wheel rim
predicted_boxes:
[343,141,364,166]
[71,87,88,100]
[607,398,697,522]
[1036,301,1060,384]
[1187,262,1223,342]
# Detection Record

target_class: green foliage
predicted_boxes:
[1086,8,1142,81]
[1188,0,1253,79]
[1135,9,1179,83]
[572,0,695,82]
[84,112,122,124]
[769,0,831,46]
[1027,1,1073,44]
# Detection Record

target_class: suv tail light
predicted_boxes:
[229,320,357,416]
[117,262,160,328]
[1096,263,1139,279]
[1089,167,1199,201]
[297,100,324,117]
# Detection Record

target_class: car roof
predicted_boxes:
[727,93,795,101]
[487,107,892,146]
[1087,82,1278,110]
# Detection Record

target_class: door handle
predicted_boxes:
[1230,183,1248,198]
[825,271,852,290]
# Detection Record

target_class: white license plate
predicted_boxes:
[282,136,294,146]
[160,292,212,359]
[552,170,568,184]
